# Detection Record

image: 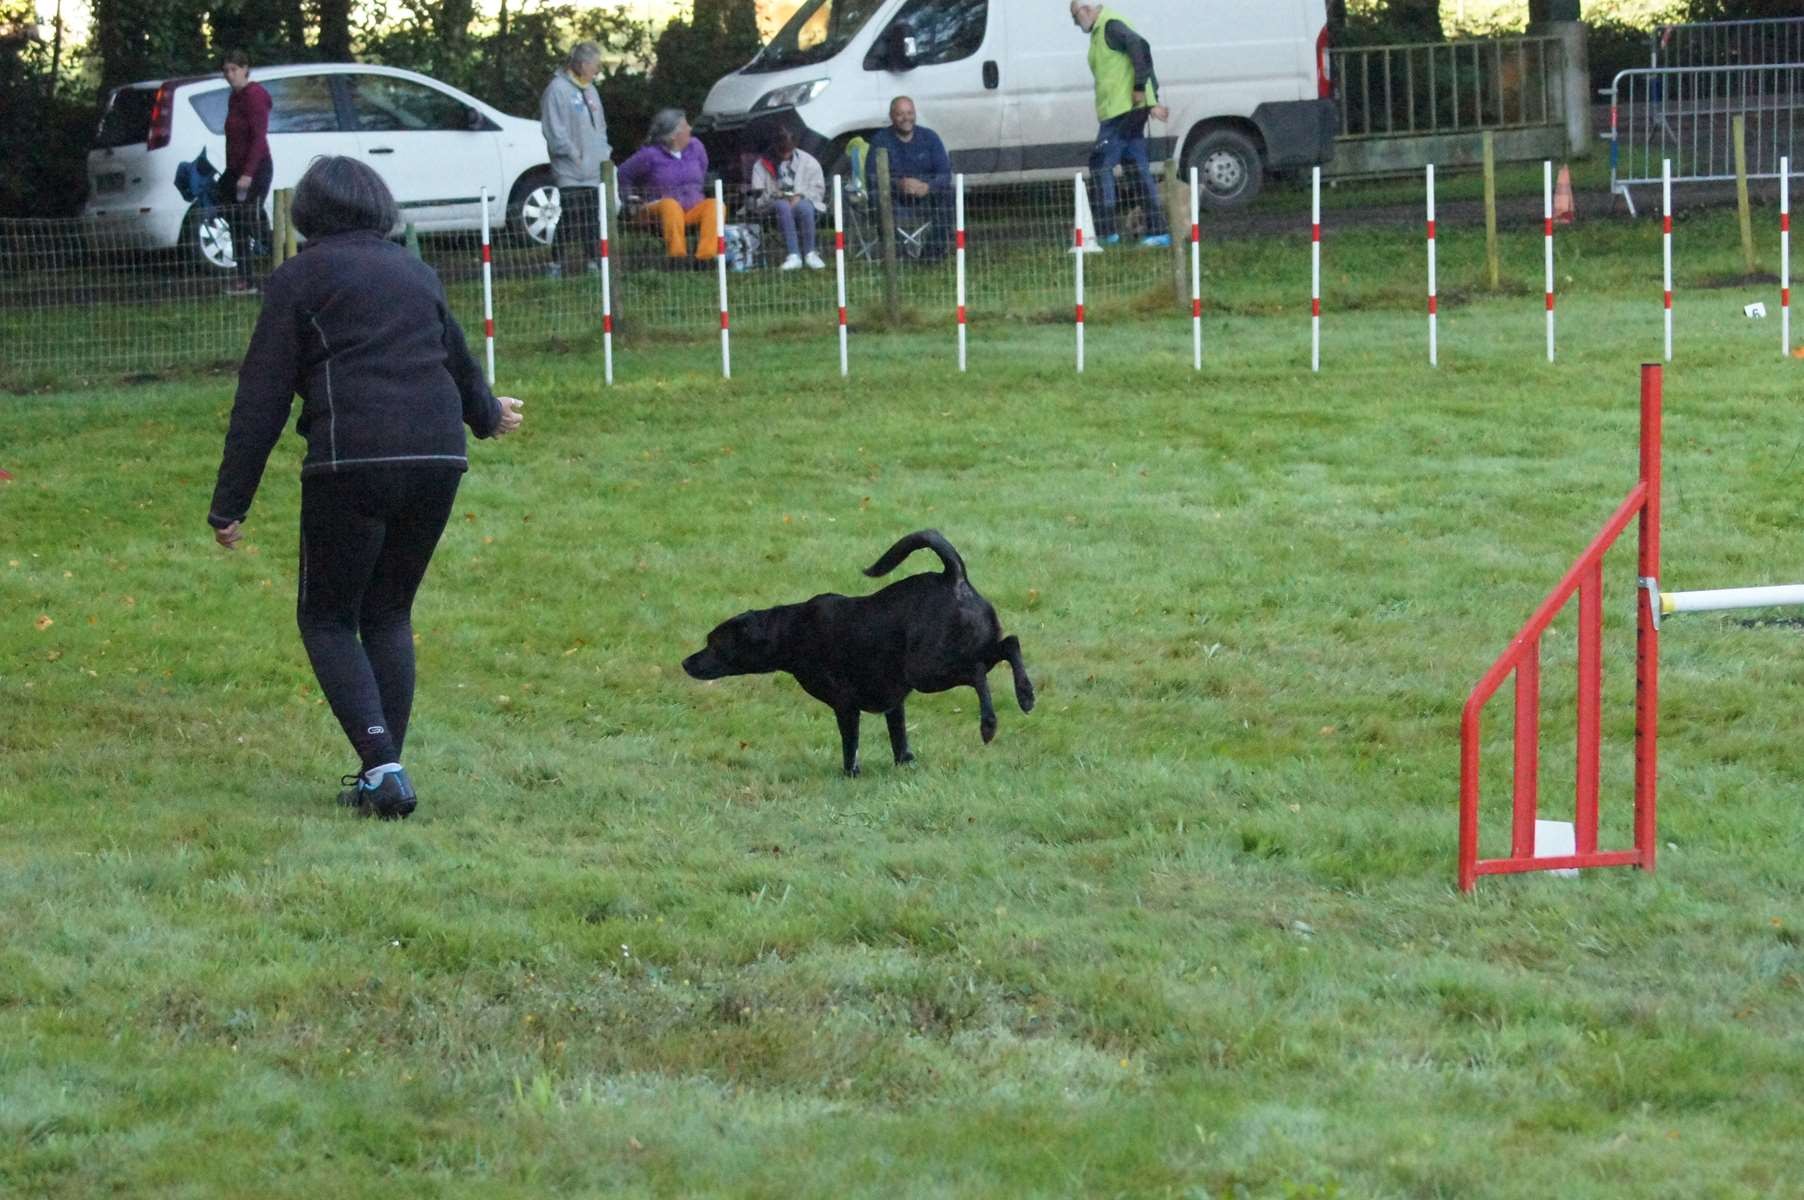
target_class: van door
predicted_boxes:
[865,0,1004,176]
[998,3,1096,178]
[344,73,502,229]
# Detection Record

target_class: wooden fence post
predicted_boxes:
[874,148,900,326]
[1734,115,1756,276]
[1483,132,1500,291]
[1164,156,1187,305]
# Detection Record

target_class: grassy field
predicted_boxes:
[3,242,1804,1196]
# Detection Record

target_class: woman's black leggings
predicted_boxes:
[297,467,461,773]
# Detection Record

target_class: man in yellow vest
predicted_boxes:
[1071,2,1170,247]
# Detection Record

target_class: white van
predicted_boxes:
[696,0,1334,207]
[81,63,557,268]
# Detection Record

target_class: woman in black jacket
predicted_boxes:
[207,156,524,819]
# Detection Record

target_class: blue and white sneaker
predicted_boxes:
[1141,233,1172,248]
[1098,233,1122,246]
[336,768,417,820]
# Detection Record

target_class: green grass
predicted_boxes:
[3,221,1803,1198]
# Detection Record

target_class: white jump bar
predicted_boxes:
[1660,584,1804,616]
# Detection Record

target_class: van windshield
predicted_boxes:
[745,0,885,73]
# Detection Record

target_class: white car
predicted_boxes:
[82,63,565,268]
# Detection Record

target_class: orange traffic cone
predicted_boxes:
[1553,164,1576,226]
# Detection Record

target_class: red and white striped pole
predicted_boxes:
[1073,174,1085,374]
[1311,165,1322,374]
[1662,158,1673,362]
[598,182,613,386]
[1426,163,1438,368]
[834,174,848,377]
[955,172,967,372]
[479,186,496,386]
[1189,166,1202,371]
[715,179,730,380]
[1543,161,1556,364]
[1782,156,1791,359]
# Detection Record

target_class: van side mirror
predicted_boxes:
[884,21,917,70]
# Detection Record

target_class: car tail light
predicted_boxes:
[147,84,173,150]
[1316,24,1332,98]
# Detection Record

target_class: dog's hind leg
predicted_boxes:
[835,707,862,777]
[993,635,1035,713]
[885,703,915,765]
[973,673,998,744]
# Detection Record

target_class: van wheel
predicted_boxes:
[1184,129,1263,209]
[185,208,237,271]
[510,171,560,245]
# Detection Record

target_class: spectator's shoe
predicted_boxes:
[780,253,803,271]
[336,768,417,820]
[1141,233,1172,248]
[544,261,564,279]
[804,251,826,270]
[224,280,258,296]
[1098,233,1121,247]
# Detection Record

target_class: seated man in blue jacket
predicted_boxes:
[864,96,951,260]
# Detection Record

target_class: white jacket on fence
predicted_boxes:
[747,149,826,216]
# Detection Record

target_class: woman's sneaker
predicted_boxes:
[804,251,826,270]
[336,768,417,820]
[780,253,803,271]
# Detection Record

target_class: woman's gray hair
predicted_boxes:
[567,41,602,70]
[646,108,688,148]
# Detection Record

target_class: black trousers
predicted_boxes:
[297,467,461,773]
[554,183,601,271]
[225,159,273,282]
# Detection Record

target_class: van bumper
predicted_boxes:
[694,108,837,185]
[1253,99,1337,169]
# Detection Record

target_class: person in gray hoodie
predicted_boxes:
[539,41,610,278]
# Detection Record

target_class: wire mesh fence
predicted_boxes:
[0,170,1193,386]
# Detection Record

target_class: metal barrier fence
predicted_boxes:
[0,174,1190,384]
[1331,35,1566,140]
[1608,64,1804,213]
[1651,16,1804,70]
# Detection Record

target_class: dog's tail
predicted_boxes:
[864,529,966,582]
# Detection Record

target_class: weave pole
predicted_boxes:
[1782,157,1791,359]
[716,179,730,380]
[1544,161,1556,364]
[955,173,967,373]
[598,183,613,386]
[1073,174,1086,374]
[1311,165,1322,374]
[834,175,848,377]
[1427,163,1439,368]
[1189,166,1202,371]
[478,187,496,386]
[1662,158,1673,362]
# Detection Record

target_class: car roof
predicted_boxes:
[121,63,470,91]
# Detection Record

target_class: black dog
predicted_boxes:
[682,530,1035,775]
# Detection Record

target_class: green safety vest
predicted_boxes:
[1088,7,1156,122]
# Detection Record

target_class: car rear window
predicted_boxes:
[190,87,229,134]
[96,86,156,148]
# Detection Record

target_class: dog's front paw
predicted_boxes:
[980,718,997,744]
[1016,679,1036,713]
[895,750,916,766]
[843,762,861,778]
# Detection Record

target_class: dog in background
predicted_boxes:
[682,530,1035,775]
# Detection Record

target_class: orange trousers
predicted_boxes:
[640,197,721,260]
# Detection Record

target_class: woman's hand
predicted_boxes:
[496,396,524,436]
[215,520,244,549]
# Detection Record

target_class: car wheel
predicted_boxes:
[512,176,560,246]
[1184,129,1263,209]
[185,208,236,270]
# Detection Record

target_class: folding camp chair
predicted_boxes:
[843,137,935,262]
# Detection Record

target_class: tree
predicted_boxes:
[649,0,760,121]
[316,0,352,60]
[90,0,209,86]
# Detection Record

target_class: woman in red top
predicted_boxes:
[221,49,273,294]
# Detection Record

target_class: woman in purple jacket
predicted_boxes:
[616,108,720,265]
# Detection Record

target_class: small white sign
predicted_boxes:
[1535,819,1579,879]
[1745,301,1769,319]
